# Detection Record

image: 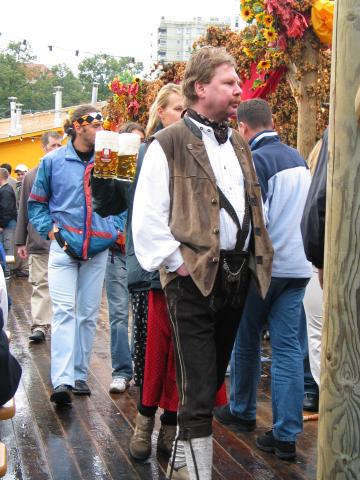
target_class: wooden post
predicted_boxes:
[296,32,318,159]
[317,0,360,478]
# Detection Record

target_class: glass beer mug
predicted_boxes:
[93,131,119,179]
[117,133,141,181]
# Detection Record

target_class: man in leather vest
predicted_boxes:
[132,47,273,480]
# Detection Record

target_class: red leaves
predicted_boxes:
[266,0,309,38]
[127,99,140,116]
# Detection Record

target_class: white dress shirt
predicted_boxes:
[132,119,247,273]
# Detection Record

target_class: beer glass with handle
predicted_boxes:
[117,133,141,181]
[93,131,119,179]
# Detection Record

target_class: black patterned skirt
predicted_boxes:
[131,291,149,386]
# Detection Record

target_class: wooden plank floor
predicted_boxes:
[1,277,318,480]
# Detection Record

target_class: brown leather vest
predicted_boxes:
[154,118,273,298]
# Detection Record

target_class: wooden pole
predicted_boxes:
[296,32,318,159]
[317,0,360,478]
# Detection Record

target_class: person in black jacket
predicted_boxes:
[301,128,328,286]
[300,128,328,391]
[0,307,22,406]
[0,168,17,278]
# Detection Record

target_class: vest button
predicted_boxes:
[211,198,218,204]
[213,227,219,234]
[187,144,193,150]
[212,257,219,263]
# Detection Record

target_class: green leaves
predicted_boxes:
[0,42,143,118]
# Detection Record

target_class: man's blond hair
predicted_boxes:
[182,46,237,108]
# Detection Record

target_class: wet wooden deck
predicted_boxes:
[1,277,318,479]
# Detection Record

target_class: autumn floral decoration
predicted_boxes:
[103,77,145,131]
[240,0,312,87]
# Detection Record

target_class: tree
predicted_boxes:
[0,42,31,117]
[19,64,88,113]
[0,41,89,117]
[4,41,36,63]
[78,54,143,100]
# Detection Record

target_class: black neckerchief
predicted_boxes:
[186,108,229,145]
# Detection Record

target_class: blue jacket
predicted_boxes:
[28,141,117,260]
[250,130,312,278]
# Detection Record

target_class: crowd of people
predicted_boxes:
[1,46,326,480]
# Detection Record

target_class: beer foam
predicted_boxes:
[95,131,119,151]
[118,133,141,155]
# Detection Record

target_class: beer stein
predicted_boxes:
[117,133,141,181]
[93,131,119,179]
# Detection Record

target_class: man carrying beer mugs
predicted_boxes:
[28,105,119,405]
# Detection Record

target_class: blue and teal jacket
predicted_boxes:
[28,141,118,260]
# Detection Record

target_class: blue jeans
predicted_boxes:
[48,241,108,388]
[230,277,309,441]
[105,250,133,380]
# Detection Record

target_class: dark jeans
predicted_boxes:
[164,269,249,440]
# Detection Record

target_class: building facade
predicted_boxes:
[155,17,233,63]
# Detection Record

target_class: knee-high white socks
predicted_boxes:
[184,435,213,480]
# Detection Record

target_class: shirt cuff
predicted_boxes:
[163,248,184,273]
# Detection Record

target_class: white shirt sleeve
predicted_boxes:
[132,139,184,272]
[0,268,8,329]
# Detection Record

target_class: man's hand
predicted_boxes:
[17,245,28,259]
[176,263,189,277]
[48,230,55,241]
[318,268,323,289]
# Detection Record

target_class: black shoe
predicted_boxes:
[303,393,319,412]
[214,404,256,431]
[256,430,296,460]
[15,270,29,278]
[29,330,45,343]
[50,385,72,405]
[73,380,91,396]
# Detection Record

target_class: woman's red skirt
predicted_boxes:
[142,289,227,411]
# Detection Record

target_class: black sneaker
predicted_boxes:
[303,393,319,412]
[256,430,296,460]
[15,270,29,278]
[29,330,45,343]
[50,385,72,405]
[73,380,91,396]
[214,404,256,431]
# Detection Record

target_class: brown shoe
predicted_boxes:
[129,413,155,460]
[157,424,177,457]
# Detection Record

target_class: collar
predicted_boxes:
[249,130,279,149]
[65,140,95,164]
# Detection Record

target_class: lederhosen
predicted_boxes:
[164,120,252,441]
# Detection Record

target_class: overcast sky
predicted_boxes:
[1,0,240,72]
